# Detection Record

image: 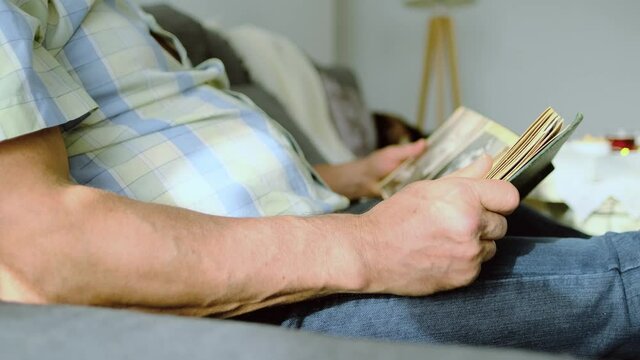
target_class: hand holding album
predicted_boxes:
[378,107,583,199]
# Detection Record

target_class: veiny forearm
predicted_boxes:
[0,184,367,317]
[0,129,367,318]
[0,129,517,318]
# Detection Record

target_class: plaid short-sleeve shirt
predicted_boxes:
[0,0,349,216]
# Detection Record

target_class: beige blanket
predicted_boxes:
[226,25,355,164]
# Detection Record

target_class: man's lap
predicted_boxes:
[236,201,636,356]
[272,232,640,358]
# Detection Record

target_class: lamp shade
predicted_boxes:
[405,0,474,8]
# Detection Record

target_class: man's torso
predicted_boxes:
[0,0,348,217]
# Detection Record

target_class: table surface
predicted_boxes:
[527,141,640,235]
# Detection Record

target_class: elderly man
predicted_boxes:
[0,0,638,358]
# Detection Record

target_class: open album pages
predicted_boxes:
[379,107,583,199]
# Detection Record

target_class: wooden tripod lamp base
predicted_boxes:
[416,15,462,132]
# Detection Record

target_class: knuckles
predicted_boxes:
[453,212,483,239]
[456,241,483,262]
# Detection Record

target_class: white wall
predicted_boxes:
[134,0,337,64]
[340,0,640,136]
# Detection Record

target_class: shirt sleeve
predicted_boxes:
[0,0,97,142]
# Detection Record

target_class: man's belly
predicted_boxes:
[64,86,348,217]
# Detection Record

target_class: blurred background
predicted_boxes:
[135,0,639,136]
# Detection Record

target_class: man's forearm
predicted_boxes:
[1,183,367,317]
[0,128,367,317]
[1,129,516,318]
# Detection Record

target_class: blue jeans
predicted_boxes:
[263,232,640,359]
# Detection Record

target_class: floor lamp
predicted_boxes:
[406,0,473,132]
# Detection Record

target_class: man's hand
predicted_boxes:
[315,140,426,200]
[0,129,369,317]
[0,128,512,317]
[356,155,520,296]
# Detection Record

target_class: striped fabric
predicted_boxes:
[0,0,349,217]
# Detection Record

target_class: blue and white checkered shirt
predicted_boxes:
[0,0,349,216]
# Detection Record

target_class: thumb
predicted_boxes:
[389,139,427,161]
[445,153,493,179]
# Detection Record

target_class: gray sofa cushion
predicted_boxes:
[0,303,573,360]
[143,4,251,85]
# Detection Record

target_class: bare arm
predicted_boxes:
[0,129,519,318]
[0,128,366,317]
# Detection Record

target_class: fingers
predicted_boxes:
[480,240,497,262]
[471,179,520,216]
[440,155,519,215]
[445,153,493,179]
[479,211,508,240]
[386,139,427,162]
[478,211,505,264]
[406,138,427,154]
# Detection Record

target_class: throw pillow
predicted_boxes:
[316,67,377,157]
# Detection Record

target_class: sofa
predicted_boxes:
[0,5,576,360]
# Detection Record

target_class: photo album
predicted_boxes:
[378,107,583,199]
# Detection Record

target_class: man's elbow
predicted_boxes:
[0,184,95,305]
[0,264,52,304]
